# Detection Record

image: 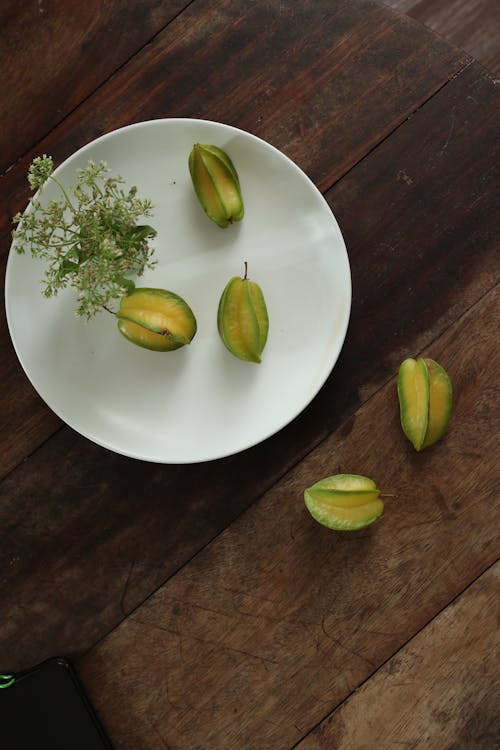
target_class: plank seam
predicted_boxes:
[321,56,475,196]
[0,0,197,181]
[286,555,500,750]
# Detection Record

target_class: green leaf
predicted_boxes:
[119,277,136,295]
[132,224,157,240]
[58,258,79,278]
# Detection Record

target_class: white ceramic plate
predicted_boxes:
[5,119,351,463]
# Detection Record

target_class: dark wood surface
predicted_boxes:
[1,2,498,748]
[0,0,192,174]
[296,562,499,749]
[385,0,500,75]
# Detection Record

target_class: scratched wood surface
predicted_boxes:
[0,1,499,748]
[296,562,500,750]
[77,283,499,749]
[385,0,500,75]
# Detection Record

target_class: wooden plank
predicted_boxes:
[0,0,472,476]
[295,562,500,749]
[0,0,192,174]
[76,283,500,750]
[324,62,500,408]
[0,64,497,672]
[384,0,500,76]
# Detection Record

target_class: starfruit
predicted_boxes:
[188,143,244,228]
[397,357,452,450]
[116,287,197,351]
[217,263,268,363]
[304,474,384,530]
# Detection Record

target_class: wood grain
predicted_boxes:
[0,0,192,174]
[0,0,471,476]
[385,0,500,75]
[76,284,500,749]
[324,63,499,411]
[0,63,497,672]
[296,562,500,750]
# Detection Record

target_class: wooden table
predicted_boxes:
[1,1,498,747]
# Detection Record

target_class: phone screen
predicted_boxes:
[0,657,113,748]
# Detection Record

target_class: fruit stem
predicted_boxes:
[243,260,248,280]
